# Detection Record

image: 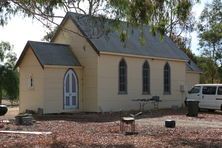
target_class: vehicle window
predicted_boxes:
[202,86,217,95]
[217,87,222,95]
[189,86,200,94]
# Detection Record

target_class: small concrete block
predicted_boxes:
[22,116,33,125]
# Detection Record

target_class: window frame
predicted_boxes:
[118,58,127,94]
[202,86,217,95]
[189,86,201,94]
[28,74,34,89]
[142,60,150,94]
[163,62,171,94]
[217,86,222,95]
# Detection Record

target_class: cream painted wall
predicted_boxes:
[97,54,186,112]
[19,47,83,113]
[185,72,200,92]
[19,48,44,113]
[18,17,201,113]
[43,67,82,113]
[53,19,99,112]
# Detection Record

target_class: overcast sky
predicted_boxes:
[0,0,211,58]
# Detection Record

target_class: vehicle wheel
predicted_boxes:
[208,109,215,112]
[184,101,187,107]
[0,105,8,116]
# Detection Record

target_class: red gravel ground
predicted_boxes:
[0,109,222,148]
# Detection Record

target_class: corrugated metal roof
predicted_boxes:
[68,12,187,60]
[16,41,81,68]
[67,12,201,73]
[28,41,81,67]
[186,60,202,73]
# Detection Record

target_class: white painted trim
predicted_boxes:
[100,51,187,62]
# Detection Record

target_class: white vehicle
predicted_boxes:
[186,84,222,111]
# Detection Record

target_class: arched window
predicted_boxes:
[142,61,150,94]
[119,59,127,94]
[164,62,171,94]
[28,74,34,89]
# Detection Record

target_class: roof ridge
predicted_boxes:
[52,12,201,73]
[28,40,70,46]
[67,11,141,26]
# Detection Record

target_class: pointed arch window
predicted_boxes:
[64,69,78,109]
[164,62,171,94]
[119,59,127,94]
[28,73,34,89]
[142,61,150,94]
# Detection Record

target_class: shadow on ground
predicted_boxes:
[33,108,189,123]
[4,104,221,123]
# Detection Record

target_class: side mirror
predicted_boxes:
[188,90,191,94]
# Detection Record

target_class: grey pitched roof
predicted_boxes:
[16,41,80,68]
[66,12,201,73]
[68,12,188,60]
[186,60,202,73]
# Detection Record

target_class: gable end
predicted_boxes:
[51,13,100,55]
[15,42,44,69]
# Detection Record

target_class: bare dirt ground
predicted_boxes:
[1,107,19,120]
[1,100,19,120]
[0,107,222,148]
[138,110,222,128]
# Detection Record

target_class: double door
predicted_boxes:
[64,69,78,109]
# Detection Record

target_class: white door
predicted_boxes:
[64,69,78,109]
[187,86,201,101]
[215,86,222,110]
[200,86,217,109]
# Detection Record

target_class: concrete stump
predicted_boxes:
[15,114,33,125]
[165,120,176,128]
[22,116,33,125]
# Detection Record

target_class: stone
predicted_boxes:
[15,114,33,125]
[0,124,4,128]
[22,116,33,125]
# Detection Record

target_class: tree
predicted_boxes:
[196,56,218,83]
[218,65,222,83]
[197,0,222,83]
[10,0,108,38]
[0,0,199,39]
[198,0,222,63]
[0,41,18,104]
[110,0,197,37]
[170,33,197,63]
[0,1,14,26]
[42,26,58,41]
[3,69,19,105]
